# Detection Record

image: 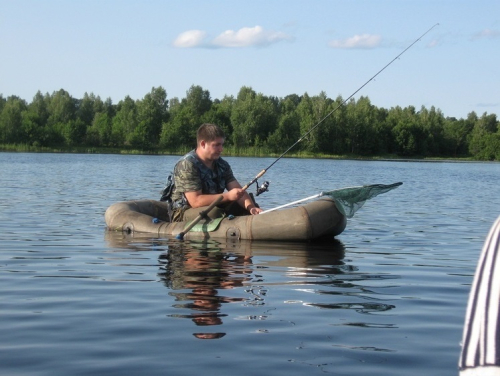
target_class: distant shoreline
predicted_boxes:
[0,144,485,163]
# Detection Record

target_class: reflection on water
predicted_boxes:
[159,241,253,339]
[105,230,398,342]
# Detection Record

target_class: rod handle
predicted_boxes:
[242,169,266,190]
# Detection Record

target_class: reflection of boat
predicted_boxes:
[105,231,347,340]
[105,198,347,241]
[104,231,346,265]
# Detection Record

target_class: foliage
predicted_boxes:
[0,86,498,160]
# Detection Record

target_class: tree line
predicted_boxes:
[0,85,498,160]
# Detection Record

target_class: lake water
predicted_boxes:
[1,152,499,376]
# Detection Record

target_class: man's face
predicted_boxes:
[200,137,224,161]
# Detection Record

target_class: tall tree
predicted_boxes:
[77,92,97,128]
[443,115,474,157]
[201,95,234,142]
[469,112,499,159]
[419,106,445,156]
[295,92,335,152]
[183,85,212,119]
[389,106,424,156]
[0,96,27,143]
[22,91,50,145]
[133,87,168,148]
[111,96,137,147]
[310,92,336,154]
[267,95,301,153]
[47,89,76,126]
[0,94,6,115]
[370,107,391,155]
[231,87,278,148]
[160,106,197,150]
[295,93,315,151]
[267,112,300,152]
[345,96,379,155]
[159,86,211,150]
[86,97,115,147]
[45,89,77,145]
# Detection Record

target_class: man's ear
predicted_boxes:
[199,140,206,149]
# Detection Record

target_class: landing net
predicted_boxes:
[324,182,403,218]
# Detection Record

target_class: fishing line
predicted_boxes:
[241,23,439,191]
[177,24,438,239]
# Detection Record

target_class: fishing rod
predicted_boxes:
[176,24,438,240]
[241,23,439,192]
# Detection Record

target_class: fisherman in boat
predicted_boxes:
[161,123,263,222]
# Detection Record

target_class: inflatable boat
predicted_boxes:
[105,198,347,241]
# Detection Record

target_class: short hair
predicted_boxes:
[196,123,225,145]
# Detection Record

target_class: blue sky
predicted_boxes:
[1,0,499,119]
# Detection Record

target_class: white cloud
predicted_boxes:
[172,25,292,48]
[472,28,500,40]
[212,25,291,47]
[173,30,207,48]
[329,34,382,49]
[427,39,439,48]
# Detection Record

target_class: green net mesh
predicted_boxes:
[323,182,403,218]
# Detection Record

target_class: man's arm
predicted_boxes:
[226,180,263,215]
[184,187,245,209]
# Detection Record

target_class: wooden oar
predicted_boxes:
[175,194,224,240]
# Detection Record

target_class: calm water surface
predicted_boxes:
[1,152,499,376]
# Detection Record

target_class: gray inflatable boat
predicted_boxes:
[105,198,346,241]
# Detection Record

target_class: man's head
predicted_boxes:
[196,123,225,163]
[196,123,225,146]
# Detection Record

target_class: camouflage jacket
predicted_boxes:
[168,150,236,210]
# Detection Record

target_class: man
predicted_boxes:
[163,123,263,222]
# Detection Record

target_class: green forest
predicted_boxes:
[0,85,499,160]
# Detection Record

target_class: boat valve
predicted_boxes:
[256,181,270,196]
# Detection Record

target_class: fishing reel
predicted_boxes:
[256,180,270,196]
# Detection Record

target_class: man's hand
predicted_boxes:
[248,207,263,215]
[226,188,245,202]
[225,180,264,214]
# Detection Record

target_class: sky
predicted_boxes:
[1,0,499,120]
